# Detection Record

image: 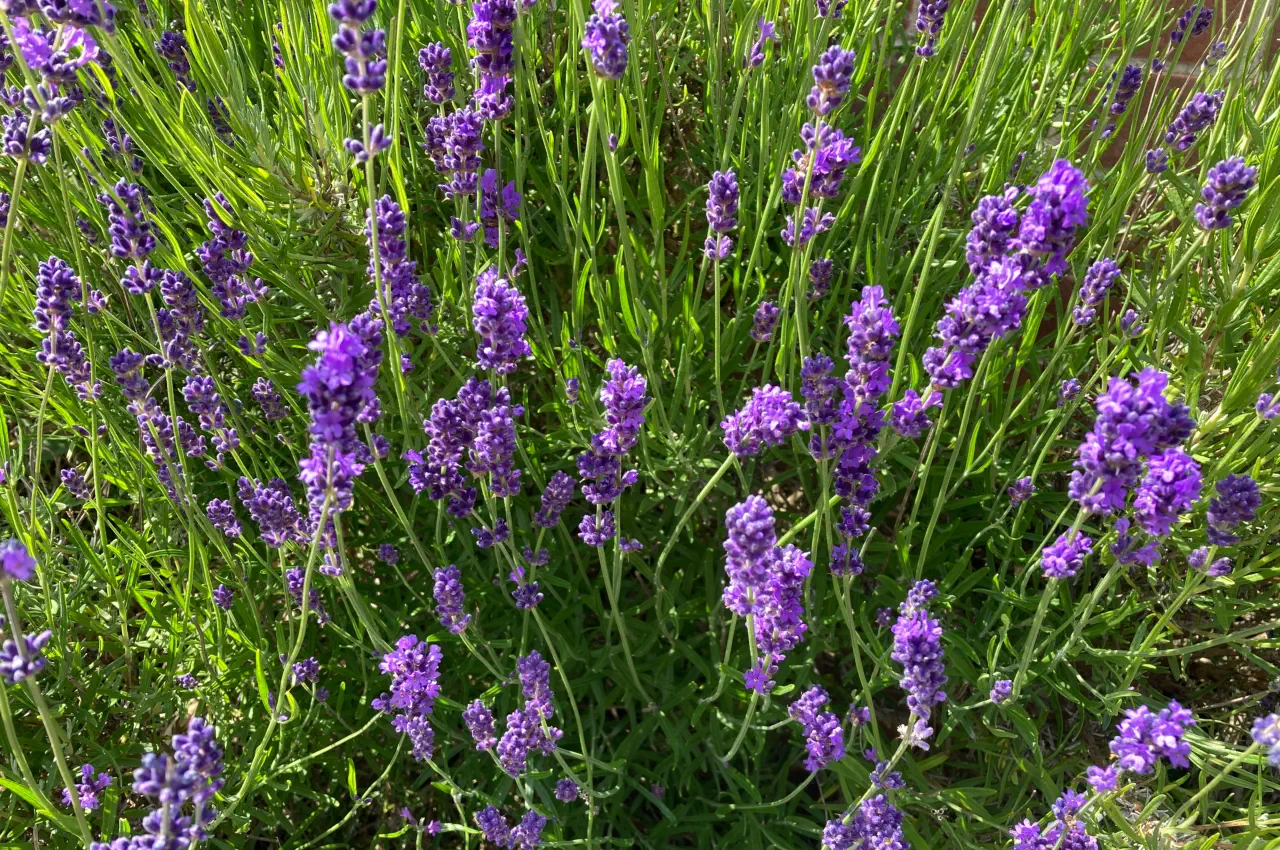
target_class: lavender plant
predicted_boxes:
[0,0,1278,848]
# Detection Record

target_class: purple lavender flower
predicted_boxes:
[990,679,1013,704]
[175,672,198,690]
[565,377,580,405]
[704,170,739,260]
[473,519,511,548]
[848,705,871,726]
[891,389,942,438]
[478,169,520,248]
[373,635,443,761]
[789,686,846,772]
[1041,532,1093,579]
[368,196,434,336]
[807,45,855,115]
[751,301,780,342]
[1086,701,1195,791]
[238,477,307,547]
[966,187,1021,275]
[578,511,616,546]
[1101,63,1144,138]
[1,538,37,582]
[1165,89,1224,151]
[464,699,498,750]
[1121,309,1144,336]
[378,543,399,565]
[98,181,155,261]
[822,794,904,850]
[721,385,809,457]
[1069,368,1194,514]
[1251,714,1280,768]
[286,567,329,624]
[783,123,861,205]
[582,0,629,79]
[418,42,454,103]
[206,498,241,537]
[922,256,1029,390]
[1073,258,1121,327]
[0,625,51,684]
[1008,477,1034,505]
[62,764,112,811]
[154,29,195,90]
[747,544,811,693]
[890,580,947,745]
[252,378,287,421]
[1257,393,1280,420]
[1017,159,1090,277]
[1171,3,1213,43]
[433,565,471,634]
[843,285,900,398]
[1195,157,1258,230]
[535,471,576,527]
[555,778,580,802]
[815,0,848,17]
[915,0,951,57]
[801,354,841,426]
[1134,447,1202,537]
[468,0,516,119]
[721,496,777,619]
[59,467,90,500]
[807,258,834,300]
[744,19,777,68]
[511,810,547,848]
[497,652,562,775]
[1146,148,1169,174]
[296,322,380,536]
[330,0,387,94]
[1206,473,1260,545]
[782,207,835,247]
[1111,516,1161,566]
[473,270,532,374]
[426,107,485,198]
[292,657,320,685]
[475,806,511,845]
[213,584,234,610]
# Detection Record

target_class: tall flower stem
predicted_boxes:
[654,453,737,632]
[595,516,650,704]
[0,155,28,307]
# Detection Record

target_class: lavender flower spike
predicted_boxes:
[1195,157,1258,230]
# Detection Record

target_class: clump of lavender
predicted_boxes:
[582,0,629,80]
[296,322,381,540]
[722,497,813,693]
[915,0,951,57]
[473,269,531,374]
[1134,447,1202,537]
[433,565,471,633]
[990,679,1013,704]
[1102,64,1143,137]
[743,18,777,69]
[418,42,454,104]
[720,385,808,457]
[890,579,947,747]
[1041,531,1094,579]
[1252,714,1280,768]
[155,29,195,91]
[63,764,112,811]
[424,106,485,199]
[237,476,308,547]
[1086,701,1195,792]
[1069,368,1194,515]
[1170,3,1213,43]
[1072,258,1120,327]
[555,778,580,802]
[475,806,547,848]
[704,170,738,260]
[369,195,434,335]
[1008,477,1034,504]
[751,301,780,342]
[469,0,517,120]
[891,388,942,438]
[34,256,100,401]
[373,635,443,761]
[965,186,1020,275]
[114,716,223,850]
[253,378,287,421]
[789,686,846,772]
[822,794,905,850]
[1195,156,1258,230]
[1011,792,1098,850]
[1165,89,1224,152]
[405,377,524,515]
[198,193,265,320]
[576,359,647,511]
[183,375,240,469]
[497,650,563,775]
[1206,473,1260,545]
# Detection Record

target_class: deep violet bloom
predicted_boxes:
[789,686,846,772]
[782,123,861,206]
[62,764,112,811]
[1041,532,1094,579]
[990,679,1013,704]
[555,778,580,802]
[1059,380,1081,403]
[0,538,36,581]
[1165,89,1224,152]
[418,42,454,103]
[1195,157,1258,230]
[535,471,576,527]
[721,385,809,457]
[98,180,155,261]
[1007,477,1034,504]
[807,45,855,116]
[433,565,471,633]
[330,0,387,94]
[809,258,834,300]
[843,285,900,398]
[378,543,399,565]
[890,580,947,746]
[1133,447,1202,537]
[822,794,905,850]
[1146,148,1169,174]
[965,186,1021,276]
[1086,701,1195,792]
[744,19,777,68]
[751,301,781,342]
[212,584,234,610]
[1017,159,1090,277]
[577,511,615,546]
[1251,714,1280,768]
[1101,63,1144,137]
[1068,368,1194,515]
[704,170,739,260]
[1171,3,1213,43]
[1072,258,1121,327]
[253,378,288,421]
[464,700,497,750]
[582,0,629,80]
[368,195,434,336]
[478,169,520,248]
[237,477,307,547]
[122,716,224,849]
[891,389,942,438]
[206,498,241,537]
[1206,473,1261,545]
[473,270,532,374]
[576,359,647,505]
[497,651,562,775]
[915,0,951,57]
[373,635,443,761]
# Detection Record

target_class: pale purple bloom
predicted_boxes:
[890,389,941,438]
[1251,713,1280,767]
[0,538,36,581]
[62,764,112,811]
[555,778,579,802]
[789,686,845,771]
[433,565,471,633]
[213,584,234,610]
[1008,477,1034,504]
[990,679,1013,704]
[373,635,443,761]
[807,45,855,115]
[890,580,947,744]
[744,19,777,68]
[582,0,629,79]
[751,301,780,342]
[464,699,497,750]
[915,0,951,57]
[721,385,809,457]
[1195,157,1258,230]
[1041,532,1093,579]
